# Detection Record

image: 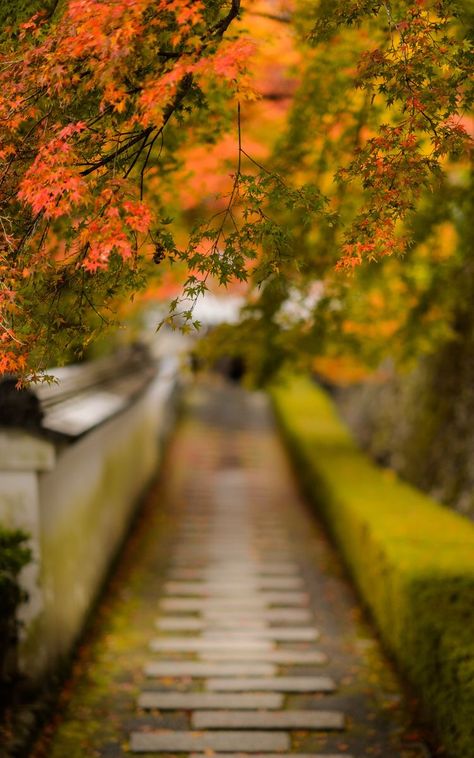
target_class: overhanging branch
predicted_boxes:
[211,0,241,36]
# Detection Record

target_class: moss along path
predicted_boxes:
[32,380,434,758]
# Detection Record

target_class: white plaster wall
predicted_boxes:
[18,369,177,678]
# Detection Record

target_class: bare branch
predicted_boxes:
[80,127,154,176]
[246,11,291,24]
[211,0,241,36]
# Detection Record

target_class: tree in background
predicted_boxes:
[0,0,472,378]
[203,0,473,384]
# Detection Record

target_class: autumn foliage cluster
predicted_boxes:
[0,0,472,378]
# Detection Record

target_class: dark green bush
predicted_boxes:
[0,527,32,685]
[0,0,60,38]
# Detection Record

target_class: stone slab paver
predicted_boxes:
[201,627,319,641]
[185,548,292,554]
[171,552,293,563]
[164,578,304,592]
[165,591,309,604]
[202,608,313,623]
[160,593,308,610]
[138,692,284,710]
[144,661,277,677]
[189,754,353,758]
[202,649,328,664]
[156,617,269,631]
[149,637,274,652]
[192,710,345,730]
[161,598,272,611]
[169,570,301,581]
[175,578,305,589]
[129,730,290,753]
[162,582,264,595]
[206,677,336,692]
[168,562,300,575]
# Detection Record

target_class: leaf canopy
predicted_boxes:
[0,0,472,379]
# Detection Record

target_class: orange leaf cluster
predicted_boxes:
[76,187,154,272]
[18,124,88,218]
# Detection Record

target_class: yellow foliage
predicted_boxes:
[312,355,371,385]
[342,318,400,339]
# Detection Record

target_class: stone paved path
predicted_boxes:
[34,380,431,758]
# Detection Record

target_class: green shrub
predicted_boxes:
[271,375,474,758]
[0,1,56,28]
[0,527,32,685]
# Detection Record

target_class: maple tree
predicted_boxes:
[0,0,472,378]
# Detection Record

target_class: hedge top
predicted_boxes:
[272,376,474,578]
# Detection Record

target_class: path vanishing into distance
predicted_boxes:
[33,378,431,758]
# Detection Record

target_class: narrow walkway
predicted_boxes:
[34,380,429,758]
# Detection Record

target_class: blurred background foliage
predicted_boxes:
[195,0,473,516]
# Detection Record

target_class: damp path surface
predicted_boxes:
[32,378,432,758]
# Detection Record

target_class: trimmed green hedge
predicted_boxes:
[271,375,474,758]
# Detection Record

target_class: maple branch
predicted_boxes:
[139,132,160,200]
[82,290,110,326]
[240,148,288,190]
[169,101,244,326]
[246,11,291,24]
[80,74,194,178]
[156,51,182,59]
[77,2,244,181]
[80,127,154,176]
[262,92,293,101]
[211,0,241,36]
[230,101,242,206]
[123,131,150,179]
[86,105,114,129]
